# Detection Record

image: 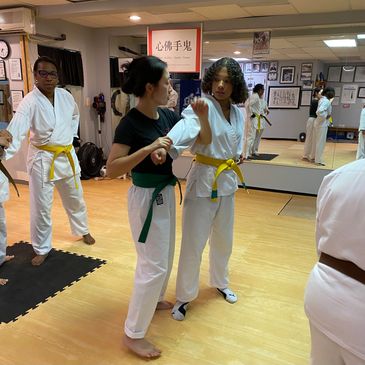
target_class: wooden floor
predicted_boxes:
[252,139,357,170]
[0,179,317,365]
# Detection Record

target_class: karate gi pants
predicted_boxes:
[125,185,176,339]
[175,194,234,303]
[246,119,264,156]
[303,117,316,159]
[356,132,365,159]
[0,203,7,265]
[312,118,328,164]
[310,324,365,365]
[29,159,89,255]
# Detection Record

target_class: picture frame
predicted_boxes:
[268,72,277,81]
[354,66,365,82]
[267,86,301,109]
[327,66,342,82]
[244,63,252,73]
[252,61,261,73]
[341,84,358,104]
[358,87,365,98]
[9,58,22,81]
[340,66,355,83]
[0,90,4,105]
[302,80,313,89]
[300,90,312,106]
[300,63,313,80]
[10,90,23,112]
[269,61,278,73]
[260,61,269,73]
[280,66,295,84]
[0,60,6,81]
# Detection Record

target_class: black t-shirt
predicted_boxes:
[309,99,319,118]
[113,107,180,175]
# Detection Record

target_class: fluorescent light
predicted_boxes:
[129,15,141,21]
[357,34,365,39]
[209,58,219,62]
[204,41,210,44]
[234,51,241,55]
[234,57,249,61]
[324,39,356,47]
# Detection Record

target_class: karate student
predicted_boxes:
[356,105,365,159]
[0,130,14,285]
[245,84,267,158]
[302,88,322,161]
[106,56,211,359]
[311,87,335,166]
[304,158,365,365]
[5,56,95,266]
[166,57,248,320]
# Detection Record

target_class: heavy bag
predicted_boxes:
[77,142,103,180]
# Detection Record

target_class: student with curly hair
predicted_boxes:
[166,57,248,320]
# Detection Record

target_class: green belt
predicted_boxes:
[132,172,182,243]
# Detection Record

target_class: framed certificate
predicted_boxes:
[10,90,23,112]
[0,60,6,80]
[9,58,22,81]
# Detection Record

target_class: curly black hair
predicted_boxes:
[201,57,248,104]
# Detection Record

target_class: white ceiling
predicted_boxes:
[0,0,365,61]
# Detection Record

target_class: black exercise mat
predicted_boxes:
[249,153,278,161]
[0,242,106,323]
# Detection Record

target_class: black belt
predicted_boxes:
[0,161,19,197]
[319,252,365,285]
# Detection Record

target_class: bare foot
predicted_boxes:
[156,301,173,310]
[31,254,48,266]
[83,233,95,245]
[123,334,161,359]
[0,278,8,285]
[4,255,14,262]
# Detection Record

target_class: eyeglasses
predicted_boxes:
[37,70,58,79]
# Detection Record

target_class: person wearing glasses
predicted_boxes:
[5,56,95,266]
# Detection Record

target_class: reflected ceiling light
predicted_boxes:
[357,34,365,39]
[343,65,355,72]
[234,57,249,61]
[129,15,141,22]
[323,39,356,47]
[204,41,210,44]
[209,58,219,61]
[234,51,241,55]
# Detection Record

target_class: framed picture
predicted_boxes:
[260,61,269,73]
[340,67,355,83]
[280,66,295,84]
[300,63,313,80]
[300,90,312,106]
[267,86,301,109]
[327,66,342,82]
[269,61,278,73]
[334,86,341,97]
[302,80,313,89]
[244,63,252,73]
[252,62,261,73]
[358,87,365,98]
[268,72,277,81]
[9,58,22,81]
[354,66,365,82]
[10,90,23,112]
[0,90,4,105]
[341,84,358,104]
[0,60,6,81]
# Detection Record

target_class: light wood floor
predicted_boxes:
[0,179,317,365]
[252,139,357,170]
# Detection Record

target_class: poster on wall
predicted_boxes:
[9,58,22,81]
[147,27,201,73]
[340,84,358,104]
[354,66,365,82]
[300,90,312,106]
[252,31,271,55]
[268,86,300,109]
[0,60,5,80]
[300,63,312,80]
[10,90,23,112]
[179,79,201,114]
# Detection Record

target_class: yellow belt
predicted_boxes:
[195,154,245,202]
[255,113,261,132]
[35,144,78,188]
[328,116,333,125]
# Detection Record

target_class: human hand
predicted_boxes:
[151,148,167,165]
[191,98,209,119]
[237,154,245,165]
[149,136,172,152]
[0,136,10,149]
[0,130,12,144]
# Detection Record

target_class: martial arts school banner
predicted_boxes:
[147,27,202,73]
[252,31,271,56]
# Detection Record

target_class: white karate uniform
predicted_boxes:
[303,118,316,160]
[125,185,176,339]
[246,93,267,156]
[304,159,365,364]
[312,97,332,164]
[0,149,9,266]
[356,108,365,160]
[5,86,90,255]
[168,95,244,302]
